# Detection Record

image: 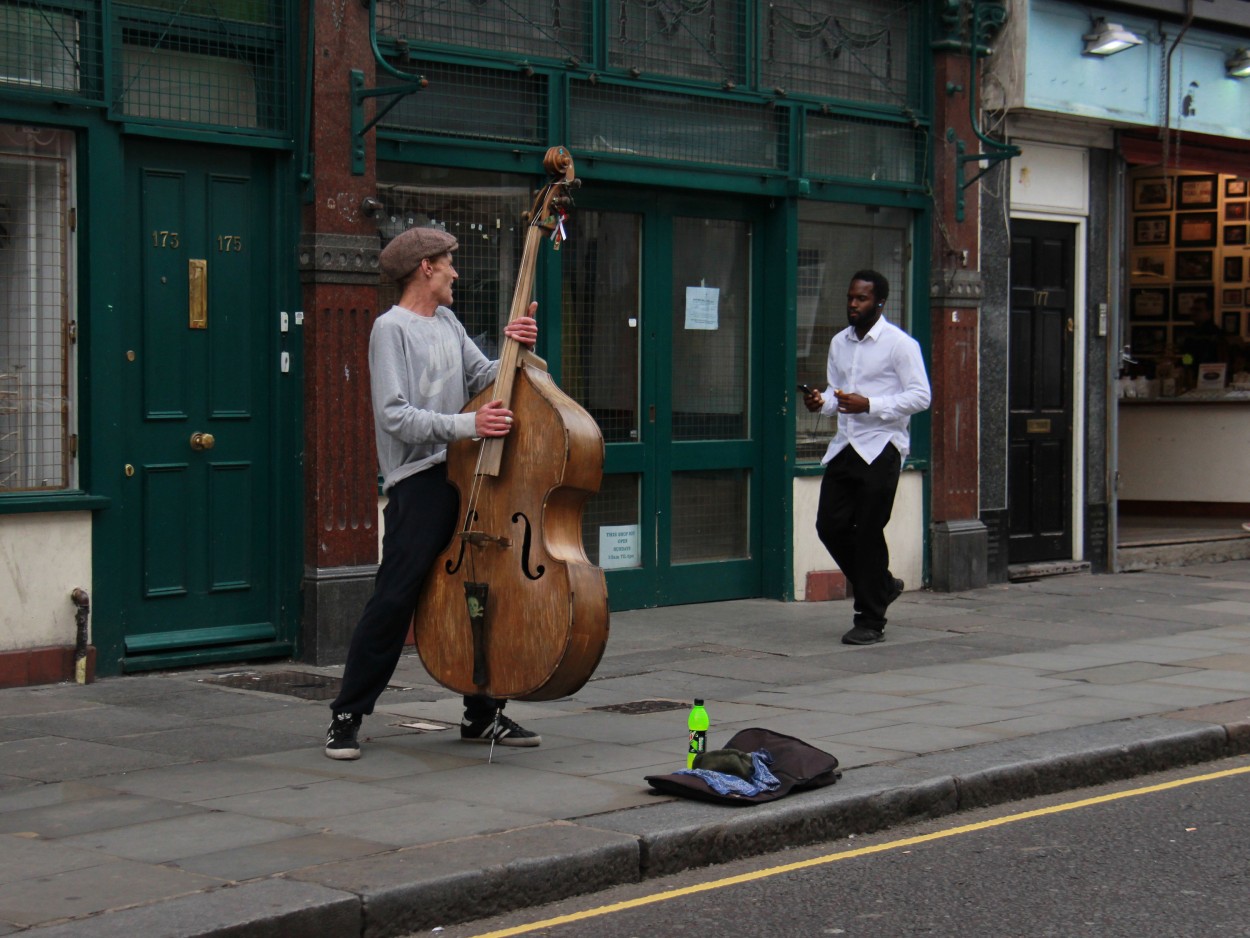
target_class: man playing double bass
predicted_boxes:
[325,226,542,760]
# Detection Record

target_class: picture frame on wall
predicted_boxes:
[1225,256,1245,281]
[1130,251,1171,281]
[1175,250,1213,281]
[1177,174,1218,209]
[1224,224,1248,246]
[1222,288,1243,305]
[1175,212,1218,247]
[1226,177,1249,198]
[1129,286,1169,320]
[1223,312,1242,335]
[1132,177,1173,211]
[1130,325,1167,356]
[1225,201,1248,221]
[1133,215,1171,246]
[1174,285,1214,320]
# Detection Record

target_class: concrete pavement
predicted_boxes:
[3,561,1250,936]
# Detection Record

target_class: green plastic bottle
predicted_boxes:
[687,698,709,768]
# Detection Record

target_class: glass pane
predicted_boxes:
[562,210,640,443]
[795,203,913,462]
[374,165,532,357]
[0,5,80,92]
[608,0,745,84]
[0,124,74,492]
[671,217,750,441]
[581,473,641,568]
[671,468,748,563]
[376,0,588,62]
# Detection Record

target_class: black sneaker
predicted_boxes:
[325,712,362,760]
[460,714,541,747]
[841,624,885,646]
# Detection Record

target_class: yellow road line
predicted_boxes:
[466,761,1250,938]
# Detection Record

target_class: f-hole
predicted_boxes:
[445,510,479,574]
[512,511,545,580]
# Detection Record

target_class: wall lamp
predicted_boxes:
[1082,19,1142,56]
[1227,49,1250,79]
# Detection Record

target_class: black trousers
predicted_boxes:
[329,464,504,722]
[815,444,902,630]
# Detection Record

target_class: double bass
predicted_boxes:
[414,146,608,701]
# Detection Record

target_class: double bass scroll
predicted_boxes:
[414,146,608,702]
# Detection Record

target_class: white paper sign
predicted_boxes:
[598,524,640,569]
[684,286,720,330]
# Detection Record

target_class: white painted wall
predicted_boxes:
[1119,403,1250,502]
[792,470,926,600]
[0,513,92,652]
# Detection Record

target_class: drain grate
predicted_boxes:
[201,670,343,701]
[590,699,687,715]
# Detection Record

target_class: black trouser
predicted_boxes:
[329,464,504,722]
[815,444,902,630]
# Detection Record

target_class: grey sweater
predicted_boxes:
[369,305,498,491]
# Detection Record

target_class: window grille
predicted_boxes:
[0,1,98,98]
[377,62,546,146]
[376,0,588,63]
[375,165,533,357]
[608,0,745,85]
[794,203,913,463]
[804,112,925,186]
[0,0,287,133]
[114,0,287,131]
[580,472,640,568]
[570,80,786,170]
[759,0,919,109]
[671,468,749,563]
[0,125,74,493]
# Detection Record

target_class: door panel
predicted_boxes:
[568,196,762,607]
[117,142,285,670]
[1007,220,1074,564]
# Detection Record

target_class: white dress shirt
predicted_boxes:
[819,316,931,466]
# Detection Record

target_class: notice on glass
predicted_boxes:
[684,286,720,330]
[598,524,640,569]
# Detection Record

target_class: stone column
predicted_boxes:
[298,0,382,663]
[927,42,989,592]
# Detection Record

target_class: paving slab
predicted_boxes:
[4,562,1250,935]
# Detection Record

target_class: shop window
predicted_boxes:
[608,0,745,85]
[0,125,76,493]
[376,0,588,64]
[1126,169,1250,396]
[795,202,913,463]
[0,2,83,94]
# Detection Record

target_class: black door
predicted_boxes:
[1008,220,1075,563]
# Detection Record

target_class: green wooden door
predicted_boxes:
[566,194,764,608]
[108,142,289,671]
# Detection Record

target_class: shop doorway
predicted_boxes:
[1007,219,1075,563]
[99,142,291,671]
[564,194,764,608]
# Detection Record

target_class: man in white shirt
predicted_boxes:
[802,270,931,645]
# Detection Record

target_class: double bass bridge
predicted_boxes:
[459,531,512,549]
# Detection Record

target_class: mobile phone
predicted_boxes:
[797,383,814,395]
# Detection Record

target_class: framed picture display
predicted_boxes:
[1225,201,1248,221]
[1222,287,1243,305]
[1223,312,1242,335]
[1177,174,1218,209]
[1130,250,1171,281]
[1224,224,1248,246]
[1226,177,1249,198]
[1225,256,1245,282]
[1132,177,1172,211]
[1130,324,1167,356]
[1175,250,1213,281]
[1133,215,1171,246]
[1174,285,1214,321]
[1175,212,1218,247]
[1129,287,1169,320]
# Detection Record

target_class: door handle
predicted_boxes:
[190,432,215,451]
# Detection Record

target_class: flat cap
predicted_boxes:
[379,226,458,282]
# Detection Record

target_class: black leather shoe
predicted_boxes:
[886,577,904,607]
[841,625,885,645]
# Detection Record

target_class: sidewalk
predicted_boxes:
[3,562,1250,937]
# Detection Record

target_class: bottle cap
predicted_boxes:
[694,698,704,706]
